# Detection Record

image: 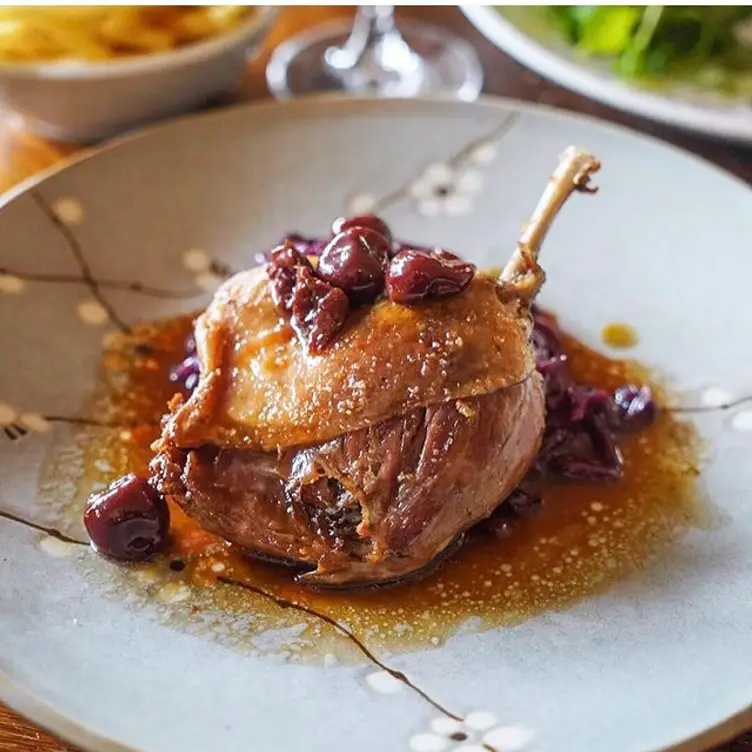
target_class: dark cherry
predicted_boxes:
[267,241,313,312]
[170,354,199,392]
[392,240,439,257]
[317,228,391,305]
[291,267,350,354]
[331,214,393,246]
[84,474,170,562]
[386,248,476,305]
[611,384,657,433]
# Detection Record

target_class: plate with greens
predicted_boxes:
[462,5,752,142]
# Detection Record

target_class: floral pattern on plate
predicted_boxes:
[1,97,752,752]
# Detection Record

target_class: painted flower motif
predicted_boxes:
[732,410,752,432]
[698,386,734,408]
[77,298,109,326]
[409,163,484,217]
[468,140,499,166]
[688,385,752,434]
[182,248,229,293]
[0,273,25,294]
[52,196,84,226]
[347,192,379,216]
[365,670,403,694]
[409,712,533,752]
[343,113,512,219]
[0,402,50,441]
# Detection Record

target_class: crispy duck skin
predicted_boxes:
[150,147,601,588]
[162,270,535,453]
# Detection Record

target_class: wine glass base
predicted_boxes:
[266,20,483,101]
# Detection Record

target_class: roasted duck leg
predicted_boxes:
[150,148,601,587]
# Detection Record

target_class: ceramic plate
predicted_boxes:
[1,96,752,752]
[462,6,752,144]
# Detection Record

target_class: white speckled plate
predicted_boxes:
[1,96,752,752]
[462,6,752,143]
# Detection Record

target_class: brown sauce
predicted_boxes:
[46,314,705,661]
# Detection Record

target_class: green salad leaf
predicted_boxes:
[577,6,643,55]
[537,5,752,97]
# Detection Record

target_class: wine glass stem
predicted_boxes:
[325,5,416,76]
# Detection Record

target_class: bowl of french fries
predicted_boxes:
[0,5,278,142]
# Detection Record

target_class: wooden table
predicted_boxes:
[1,7,750,752]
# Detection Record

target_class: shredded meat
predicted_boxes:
[151,375,544,588]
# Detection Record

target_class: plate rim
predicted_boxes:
[1,92,750,752]
[461,5,752,144]
[0,673,141,752]
[1,93,750,219]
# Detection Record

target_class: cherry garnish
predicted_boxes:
[611,385,657,433]
[386,248,476,305]
[291,267,350,354]
[267,242,313,313]
[332,214,393,246]
[84,474,170,562]
[317,228,390,305]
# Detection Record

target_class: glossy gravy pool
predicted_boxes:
[41,314,705,660]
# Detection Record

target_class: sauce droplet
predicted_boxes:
[601,322,639,349]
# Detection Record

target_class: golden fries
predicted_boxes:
[0,6,254,64]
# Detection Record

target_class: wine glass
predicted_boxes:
[266,6,483,101]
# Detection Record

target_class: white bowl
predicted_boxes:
[461,5,752,143]
[0,6,278,143]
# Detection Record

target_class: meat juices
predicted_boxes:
[153,379,544,587]
[148,147,603,587]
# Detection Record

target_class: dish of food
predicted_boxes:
[1,96,752,752]
[0,6,254,63]
[545,6,752,97]
[85,147,676,593]
[462,5,752,143]
[0,6,277,143]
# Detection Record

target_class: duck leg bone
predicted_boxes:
[499,146,601,303]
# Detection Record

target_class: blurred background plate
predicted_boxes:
[462,5,752,143]
[0,6,278,143]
